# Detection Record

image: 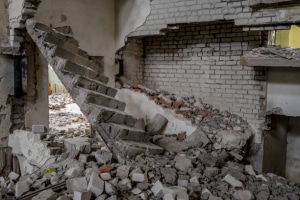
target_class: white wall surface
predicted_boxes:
[115,0,150,51]
[267,68,300,116]
[34,0,117,86]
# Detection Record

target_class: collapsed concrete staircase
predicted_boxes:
[25,19,164,163]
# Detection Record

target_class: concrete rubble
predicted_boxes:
[2,88,300,199]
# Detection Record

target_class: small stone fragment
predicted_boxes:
[222,174,244,188]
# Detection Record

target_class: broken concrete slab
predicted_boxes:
[116,165,130,179]
[94,150,112,164]
[8,130,53,167]
[222,174,244,188]
[146,114,168,135]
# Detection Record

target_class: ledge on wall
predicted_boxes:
[241,46,300,67]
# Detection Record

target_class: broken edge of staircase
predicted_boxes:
[25,19,164,163]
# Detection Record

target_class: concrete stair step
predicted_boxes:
[44,33,89,59]
[97,122,148,142]
[113,140,164,159]
[54,46,101,73]
[86,92,126,111]
[63,60,108,84]
[76,76,117,98]
[34,22,79,46]
[90,104,138,127]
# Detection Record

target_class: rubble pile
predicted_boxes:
[1,88,299,199]
[1,127,300,199]
[245,46,300,60]
[49,94,91,142]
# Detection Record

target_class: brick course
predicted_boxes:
[130,0,300,37]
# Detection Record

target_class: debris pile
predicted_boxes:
[2,89,299,199]
[49,94,91,142]
[245,46,300,60]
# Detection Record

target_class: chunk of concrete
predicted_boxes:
[66,177,88,193]
[32,189,58,200]
[100,173,111,181]
[118,178,132,191]
[222,174,244,188]
[8,130,52,167]
[156,137,188,153]
[214,130,252,150]
[105,182,117,195]
[65,167,80,178]
[175,155,193,172]
[245,165,256,176]
[15,181,29,198]
[116,165,130,179]
[151,180,164,198]
[64,138,91,154]
[177,192,189,200]
[184,128,210,148]
[161,167,177,184]
[94,150,112,164]
[233,190,253,200]
[87,172,104,196]
[8,172,20,181]
[146,114,168,135]
[131,173,145,182]
[74,191,91,200]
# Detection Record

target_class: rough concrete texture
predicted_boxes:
[8,130,53,167]
[0,55,14,147]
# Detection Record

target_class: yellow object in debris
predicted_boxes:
[48,82,53,95]
[44,167,56,174]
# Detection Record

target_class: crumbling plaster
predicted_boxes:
[0,55,14,147]
[34,0,117,86]
[115,0,150,51]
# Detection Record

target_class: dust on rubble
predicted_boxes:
[49,93,91,142]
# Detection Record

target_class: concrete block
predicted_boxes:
[64,138,91,154]
[131,173,145,182]
[8,172,20,181]
[104,182,117,195]
[32,189,58,200]
[94,150,112,164]
[117,165,130,179]
[15,181,29,198]
[65,167,80,178]
[146,114,168,135]
[184,128,210,148]
[32,125,45,133]
[118,178,132,191]
[175,155,193,172]
[222,174,244,188]
[233,190,253,200]
[66,177,88,193]
[87,172,104,196]
[151,180,164,197]
[100,173,111,181]
[74,191,92,200]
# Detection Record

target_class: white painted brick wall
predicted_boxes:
[139,22,267,142]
